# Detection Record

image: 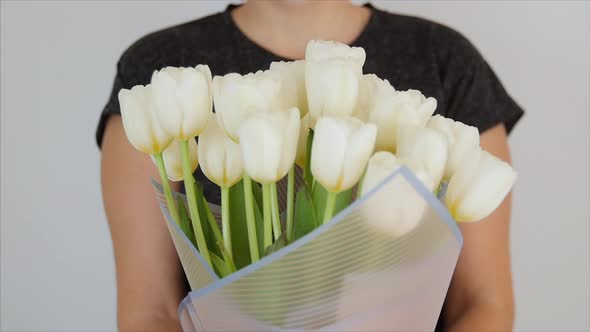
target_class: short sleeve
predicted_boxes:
[434,25,524,134]
[95,62,126,148]
[95,29,184,148]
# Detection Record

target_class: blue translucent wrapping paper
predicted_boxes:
[154,167,462,331]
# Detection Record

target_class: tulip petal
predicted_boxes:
[397,126,448,187]
[238,113,283,184]
[152,70,183,135]
[198,114,243,187]
[158,139,198,182]
[151,66,212,140]
[360,151,401,196]
[311,117,350,192]
[305,40,366,68]
[270,60,308,117]
[341,122,377,191]
[306,59,360,119]
[118,85,173,154]
[179,67,212,138]
[427,114,480,179]
[278,107,301,179]
[450,151,517,222]
[213,70,282,142]
[360,151,426,237]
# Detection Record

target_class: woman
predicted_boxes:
[98,2,523,331]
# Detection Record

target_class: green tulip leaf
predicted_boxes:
[293,185,319,241]
[193,181,222,258]
[176,197,197,247]
[264,232,288,256]
[251,181,264,216]
[228,180,266,267]
[210,251,232,278]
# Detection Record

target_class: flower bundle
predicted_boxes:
[118,40,517,279]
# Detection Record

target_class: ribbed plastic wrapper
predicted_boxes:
[154,167,462,331]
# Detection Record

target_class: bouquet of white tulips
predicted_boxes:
[118,40,516,331]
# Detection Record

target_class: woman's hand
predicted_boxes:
[443,123,515,331]
[101,115,185,331]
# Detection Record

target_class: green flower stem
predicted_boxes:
[221,186,232,260]
[179,139,211,267]
[262,183,273,249]
[286,167,295,242]
[322,191,337,224]
[242,174,260,262]
[270,182,282,240]
[153,152,180,223]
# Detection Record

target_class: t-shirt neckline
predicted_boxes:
[223,3,378,62]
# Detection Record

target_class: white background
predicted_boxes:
[1,1,588,331]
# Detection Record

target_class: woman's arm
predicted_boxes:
[101,115,185,331]
[443,123,515,331]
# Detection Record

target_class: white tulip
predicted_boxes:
[444,149,517,222]
[311,116,376,193]
[368,89,437,152]
[118,84,173,154]
[155,138,198,182]
[213,70,282,142]
[399,158,437,192]
[238,108,300,184]
[396,125,448,189]
[197,114,243,188]
[353,74,396,122]
[361,152,435,196]
[427,114,480,180]
[270,60,308,118]
[305,59,361,119]
[151,65,212,140]
[305,40,365,119]
[360,151,428,237]
[360,151,401,196]
[295,113,315,168]
[305,40,366,68]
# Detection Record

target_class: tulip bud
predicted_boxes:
[353,74,396,122]
[155,138,198,182]
[197,114,243,188]
[360,151,427,237]
[427,114,480,180]
[118,84,173,154]
[305,40,366,68]
[238,108,300,184]
[213,70,282,142]
[151,65,212,140]
[444,148,517,222]
[368,89,437,152]
[311,116,376,193]
[270,60,308,118]
[305,40,365,119]
[396,125,449,189]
